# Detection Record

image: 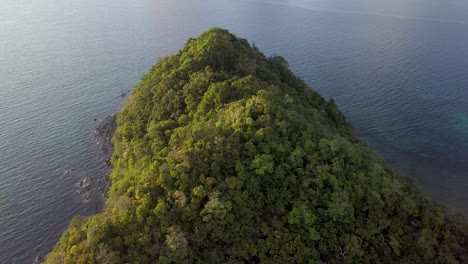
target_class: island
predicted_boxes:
[45,28,467,263]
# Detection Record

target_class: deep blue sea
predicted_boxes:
[1,0,467,262]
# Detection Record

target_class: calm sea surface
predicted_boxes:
[1,0,467,262]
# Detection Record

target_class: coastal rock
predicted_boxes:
[33,255,43,264]
[77,177,93,203]
[81,190,92,203]
[93,114,116,197]
[63,168,74,176]
[79,177,92,189]
[94,114,116,157]
[120,90,130,98]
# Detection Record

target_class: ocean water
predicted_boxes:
[1,0,467,262]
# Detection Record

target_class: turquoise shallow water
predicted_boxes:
[0,0,467,262]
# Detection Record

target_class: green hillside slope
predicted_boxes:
[47,28,467,264]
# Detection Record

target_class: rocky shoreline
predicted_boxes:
[92,114,117,197]
[75,114,117,202]
[32,114,118,264]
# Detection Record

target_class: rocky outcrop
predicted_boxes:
[79,177,92,189]
[93,114,117,197]
[94,114,116,156]
[120,91,129,98]
[32,255,43,264]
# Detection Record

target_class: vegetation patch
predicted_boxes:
[47,28,468,263]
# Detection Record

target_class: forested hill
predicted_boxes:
[47,28,467,263]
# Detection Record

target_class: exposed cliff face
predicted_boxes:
[47,28,468,263]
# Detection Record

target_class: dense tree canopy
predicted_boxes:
[47,28,468,263]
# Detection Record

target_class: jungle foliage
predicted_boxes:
[47,28,468,263]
